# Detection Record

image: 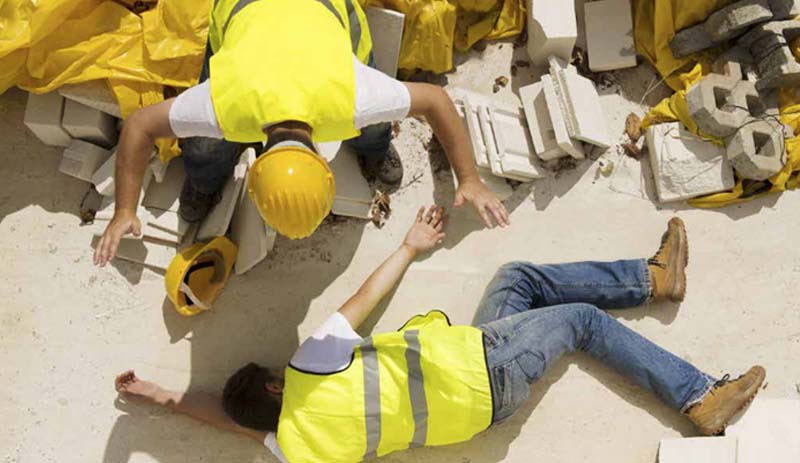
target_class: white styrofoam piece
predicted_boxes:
[726,398,800,463]
[647,123,735,203]
[364,6,405,78]
[553,68,613,148]
[61,99,118,149]
[489,106,546,180]
[519,82,565,161]
[59,140,112,183]
[329,143,374,219]
[455,97,491,169]
[584,0,637,72]
[658,437,738,463]
[231,148,276,275]
[541,75,585,159]
[142,157,185,212]
[197,152,249,241]
[114,236,177,270]
[23,92,72,147]
[58,80,122,118]
[527,0,578,65]
[478,104,505,177]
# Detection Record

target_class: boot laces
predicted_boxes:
[647,233,670,268]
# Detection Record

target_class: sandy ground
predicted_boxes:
[3,27,800,463]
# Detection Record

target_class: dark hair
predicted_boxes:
[222,363,282,431]
[262,126,316,154]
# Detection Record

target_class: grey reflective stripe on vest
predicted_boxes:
[361,338,381,460]
[221,0,258,37]
[220,0,347,37]
[403,330,428,447]
[343,0,362,55]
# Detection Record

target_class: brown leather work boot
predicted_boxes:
[648,217,688,302]
[686,366,766,436]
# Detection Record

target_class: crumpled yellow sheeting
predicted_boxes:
[0,0,208,162]
[360,0,525,74]
[632,0,800,207]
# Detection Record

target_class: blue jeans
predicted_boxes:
[181,45,392,194]
[474,260,715,423]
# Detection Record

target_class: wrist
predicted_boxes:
[399,243,418,259]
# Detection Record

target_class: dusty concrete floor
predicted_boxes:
[3,39,800,463]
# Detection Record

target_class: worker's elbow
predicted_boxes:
[408,82,449,118]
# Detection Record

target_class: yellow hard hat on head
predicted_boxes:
[247,145,336,240]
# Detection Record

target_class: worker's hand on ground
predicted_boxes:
[402,206,447,256]
[115,370,161,402]
[454,179,510,228]
[93,210,142,267]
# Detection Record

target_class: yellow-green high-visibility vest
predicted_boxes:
[277,311,494,463]
[207,0,373,143]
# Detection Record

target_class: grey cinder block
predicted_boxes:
[705,0,773,42]
[727,119,786,180]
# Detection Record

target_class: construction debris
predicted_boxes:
[726,398,800,462]
[62,99,118,149]
[520,82,565,161]
[23,92,71,147]
[114,236,177,271]
[370,191,392,228]
[363,6,405,78]
[527,0,578,65]
[142,157,185,212]
[197,152,249,241]
[584,0,637,72]
[58,80,122,118]
[625,113,643,143]
[59,140,112,183]
[329,143,375,219]
[230,148,276,275]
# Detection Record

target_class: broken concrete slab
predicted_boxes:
[526,0,577,65]
[647,122,735,202]
[329,143,373,219]
[726,398,800,463]
[147,209,188,238]
[197,152,249,241]
[142,157,185,212]
[364,6,405,78]
[584,0,637,72]
[58,80,122,118]
[91,151,117,196]
[705,0,773,42]
[454,97,492,169]
[23,92,72,147]
[59,140,112,183]
[769,0,800,18]
[488,106,547,181]
[231,148,276,275]
[114,236,177,271]
[727,119,786,180]
[550,65,613,149]
[670,23,716,58]
[541,75,585,159]
[658,436,738,463]
[61,99,118,149]
[519,82,565,161]
[478,104,506,178]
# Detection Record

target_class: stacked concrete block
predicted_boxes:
[142,158,185,212]
[329,143,374,219]
[541,75,585,159]
[197,152,249,241]
[519,82,565,161]
[58,80,122,118]
[769,0,800,18]
[487,106,546,181]
[740,20,800,89]
[686,61,754,139]
[62,99,118,148]
[91,148,158,197]
[647,123,735,202]
[231,148,276,275]
[706,0,773,42]
[670,24,716,58]
[455,97,492,169]
[584,0,637,72]
[526,0,577,65]
[658,436,738,463]
[727,119,786,179]
[726,398,800,462]
[364,7,405,78]
[59,140,112,183]
[23,92,72,147]
[147,209,188,241]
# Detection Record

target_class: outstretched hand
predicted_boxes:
[454,179,510,228]
[94,210,141,267]
[402,206,447,255]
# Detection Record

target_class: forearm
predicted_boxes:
[339,244,417,329]
[114,123,155,213]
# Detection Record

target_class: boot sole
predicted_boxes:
[669,218,688,302]
[703,370,766,436]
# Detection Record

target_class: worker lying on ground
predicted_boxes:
[114,206,765,462]
[93,0,508,267]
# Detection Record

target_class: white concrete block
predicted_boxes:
[147,209,188,238]
[142,158,185,212]
[197,152,249,241]
[23,92,72,147]
[541,75,585,159]
[584,0,637,72]
[364,6,405,78]
[149,156,168,183]
[726,398,800,463]
[62,99,118,148]
[489,106,547,181]
[478,104,505,177]
[527,0,578,65]
[329,143,374,219]
[58,80,122,118]
[454,97,491,169]
[59,140,112,183]
[646,123,735,203]
[231,148,276,275]
[658,437,738,463]
[549,60,613,149]
[519,82,566,161]
[114,236,177,270]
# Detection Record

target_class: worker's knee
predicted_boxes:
[494,261,538,284]
[181,137,240,167]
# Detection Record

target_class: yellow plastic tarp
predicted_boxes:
[633,0,800,207]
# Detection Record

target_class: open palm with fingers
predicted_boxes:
[403,206,447,255]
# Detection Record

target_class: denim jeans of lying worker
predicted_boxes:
[181,43,392,195]
[473,259,716,423]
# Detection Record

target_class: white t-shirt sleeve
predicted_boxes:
[168,80,225,139]
[289,312,362,374]
[353,56,411,129]
[264,432,288,463]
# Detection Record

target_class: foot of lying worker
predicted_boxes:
[648,217,688,302]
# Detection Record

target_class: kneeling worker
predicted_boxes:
[94,0,509,267]
[115,208,766,462]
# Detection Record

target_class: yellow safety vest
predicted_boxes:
[277,311,494,463]
[207,0,373,143]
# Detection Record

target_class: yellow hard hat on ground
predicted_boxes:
[247,145,336,239]
[165,237,237,317]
